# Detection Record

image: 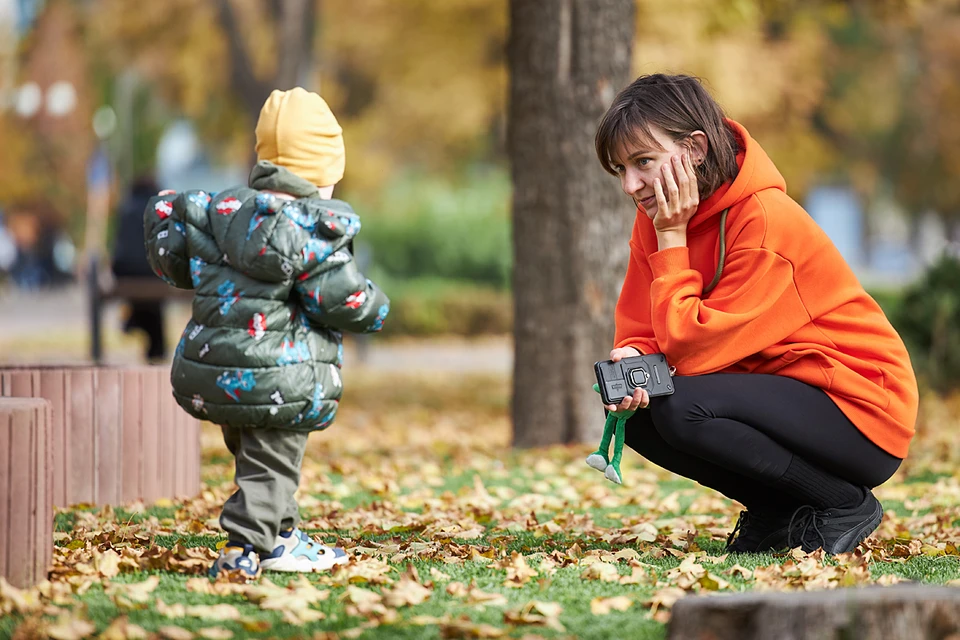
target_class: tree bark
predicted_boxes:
[667,585,960,640]
[507,0,635,447]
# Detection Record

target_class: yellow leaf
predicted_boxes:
[46,615,96,640]
[184,604,242,621]
[581,562,620,582]
[158,626,193,640]
[196,629,233,640]
[590,595,633,615]
[95,549,121,578]
[100,616,149,640]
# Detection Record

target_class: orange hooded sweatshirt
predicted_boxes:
[614,120,919,458]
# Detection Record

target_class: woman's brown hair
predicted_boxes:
[595,74,740,197]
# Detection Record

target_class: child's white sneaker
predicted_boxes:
[260,527,349,573]
[209,543,260,579]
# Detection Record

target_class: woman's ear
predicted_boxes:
[688,131,709,165]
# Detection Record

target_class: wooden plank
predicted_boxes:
[0,406,10,580]
[104,278,193,301]
[121,370,143,503]
[7,402,33,587]
[140,369,160,503]
[39,370,67,508]
[37,401,53,582]
[187,415,201,498]
[173,405,185,498]
[68,369,96,506]
[158,372,174,501]
[95,369,122,506]
[6,370,39,398]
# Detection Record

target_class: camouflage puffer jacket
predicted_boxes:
[144,161,389,431]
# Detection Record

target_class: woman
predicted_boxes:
[595,74,918,554]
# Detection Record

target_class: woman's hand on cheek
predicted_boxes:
[652,153,699,234]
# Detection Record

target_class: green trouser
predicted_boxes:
[220,426,310,554]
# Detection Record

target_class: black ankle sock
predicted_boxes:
[778,456,864,510]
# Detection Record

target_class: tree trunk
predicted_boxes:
[217,0,318,123]
[667,585,960,640]
[507,0,635,447]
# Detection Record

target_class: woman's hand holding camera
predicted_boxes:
[606,346,650,413]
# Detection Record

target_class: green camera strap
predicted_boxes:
[702,208,729,297]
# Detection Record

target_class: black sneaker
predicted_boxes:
[725,509,792,553]
[786,489,883,555]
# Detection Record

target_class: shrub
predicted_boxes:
[891,253,960,394]
[375,277,511,336]
[350,169,512,289]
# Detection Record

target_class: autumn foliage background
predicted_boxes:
[3,1,960,639]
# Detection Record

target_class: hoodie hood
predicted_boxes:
[686,120,787,234]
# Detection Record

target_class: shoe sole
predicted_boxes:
[261,554,350,573]
[828,498,883,555]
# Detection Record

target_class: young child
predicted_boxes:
[144,87,390,578]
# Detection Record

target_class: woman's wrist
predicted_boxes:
[656,228,687,251]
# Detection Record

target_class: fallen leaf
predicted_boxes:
[581,562,620,582]
[105,576,161,610]
[590,595,633,615]
[99,616,149,640]
[45,615,97,640]
[503,552,538,588]
[158,626,193,640]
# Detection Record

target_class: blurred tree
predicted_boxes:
[508,0,634,447]
[86,0,507,193]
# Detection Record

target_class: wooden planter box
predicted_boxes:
[0,397,53,588]
[0,366,201,508]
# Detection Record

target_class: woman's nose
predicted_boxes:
[621,169,643,196]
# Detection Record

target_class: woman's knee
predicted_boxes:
[648,392,711,451]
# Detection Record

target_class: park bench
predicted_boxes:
[0,397,53,588]
[86,257,192,363]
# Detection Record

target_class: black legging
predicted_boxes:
[624,373,902,514]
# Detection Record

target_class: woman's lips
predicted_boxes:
[639,196,656,209]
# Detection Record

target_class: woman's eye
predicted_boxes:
[613,164,625,174]
[637,158,652,167]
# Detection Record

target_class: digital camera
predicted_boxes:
[594,353,675,406]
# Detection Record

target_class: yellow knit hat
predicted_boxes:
[255,87,345,188]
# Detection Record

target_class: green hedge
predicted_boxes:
[376,277,511,337]
[352,169,511,289]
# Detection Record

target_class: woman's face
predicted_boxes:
[611,124,704,219]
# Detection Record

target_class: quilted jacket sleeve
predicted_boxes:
[294,249,390,333]
[143,191,194,289]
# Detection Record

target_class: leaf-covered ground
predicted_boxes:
[3,371,960,640]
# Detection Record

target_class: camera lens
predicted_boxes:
[629,368,648,387]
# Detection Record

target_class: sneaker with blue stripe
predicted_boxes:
[209,543,260,579]
[260,528,349,573]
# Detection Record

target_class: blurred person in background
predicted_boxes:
[595,74,918,557]
[5,200,75,290]
[111,175,167,361]
[145,87,390,579]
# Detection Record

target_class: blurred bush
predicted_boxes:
[890,253,960,394]
[354,169,511,290]
[374,276,511,337]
